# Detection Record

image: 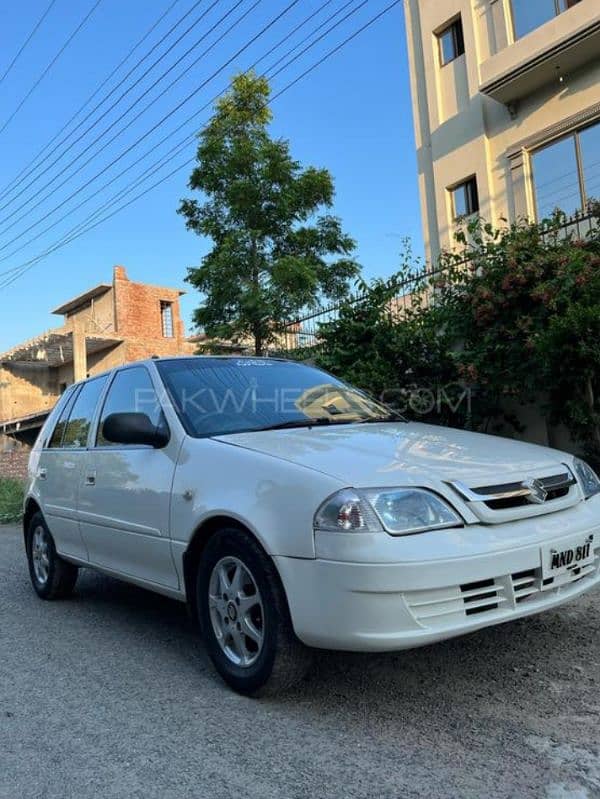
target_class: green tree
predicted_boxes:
[179,71,359,355]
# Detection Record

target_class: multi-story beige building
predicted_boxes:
[404,0,600,264]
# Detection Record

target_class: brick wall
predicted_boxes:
[113,265,186,346]
[0,450,29,480]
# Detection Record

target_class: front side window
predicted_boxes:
[511,0,583,40]
[532,120,600,220]
[97,367,164,447]
[156,358,399,438]
[438,17,465,66]
[450,177,479,219]
[61,377,108,449]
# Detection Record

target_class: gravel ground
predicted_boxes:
[1,523,599,799]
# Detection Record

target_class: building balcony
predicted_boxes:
[480,2,600,107]
[0,325,122,370]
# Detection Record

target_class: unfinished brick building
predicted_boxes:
[0,266,194,452]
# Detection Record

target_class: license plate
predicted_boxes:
[541,533,595,580]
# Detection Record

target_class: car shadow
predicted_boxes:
[69,565,596,717]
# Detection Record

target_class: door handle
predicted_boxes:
[85,473,96,486]
[38,468,47,480]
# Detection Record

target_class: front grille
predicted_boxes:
[485,485,570,511]
[460,579,499,615]
[404,546,600,630]
[467,472,574,511]
[511,546,600,605]
[406,580,507,626]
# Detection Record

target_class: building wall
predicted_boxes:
[0,266,193,431]
[63,287,115,334]
[0,449,29,480]
[404,0,600,263]
[0,364,59,422]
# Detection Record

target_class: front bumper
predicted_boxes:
[274,525,600,652]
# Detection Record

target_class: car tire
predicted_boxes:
[26,512,79,600]
[197,528,312,696]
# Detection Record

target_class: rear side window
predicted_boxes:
[61,377,108,449]
[96,367,163,447]
[47,387,80,448]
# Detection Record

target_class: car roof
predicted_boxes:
[69,355,296,388]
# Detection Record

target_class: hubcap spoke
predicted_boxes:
[241,615,263,646]
[208,556,264,668]
[32,526,50,585]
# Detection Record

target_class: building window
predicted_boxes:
[160,301,174,338]
[437,17,465,66]
[510,0,583,40]
[531,120,600,221]
[450,177,479,219]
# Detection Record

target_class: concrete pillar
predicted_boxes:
[72,319,87,382]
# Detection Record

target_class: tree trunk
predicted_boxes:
[254,329,263,357]
[250,235,263,356]
[584,377,600,448]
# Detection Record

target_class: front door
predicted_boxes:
[77,365,179,590]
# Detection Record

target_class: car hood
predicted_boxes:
[214,422,570,487]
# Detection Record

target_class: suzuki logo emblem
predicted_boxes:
[522,478,548,505]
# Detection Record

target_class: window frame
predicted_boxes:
[509,0,583,41]
[160,300,174,338]
[44,385,81,449]
[530,119,600,221]
[449,175,480,220]
[437,16,465,67]
[59,375,109,451]
[94,364,169,450]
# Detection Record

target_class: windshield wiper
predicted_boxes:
[358,414,407,424]
[256,417,355,432]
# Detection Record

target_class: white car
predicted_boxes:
[24,357,600,694]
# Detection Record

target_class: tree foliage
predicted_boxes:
[179,72,359,355]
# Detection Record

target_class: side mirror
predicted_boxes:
[102,412,169,449]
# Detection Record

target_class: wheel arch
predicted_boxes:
[23,497,42,544]
[182,515,286,623]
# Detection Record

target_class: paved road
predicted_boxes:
[1,524,599,799]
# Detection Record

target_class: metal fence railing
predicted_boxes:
[273,209,598,357]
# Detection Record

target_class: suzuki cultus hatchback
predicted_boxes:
[24,357,600,694]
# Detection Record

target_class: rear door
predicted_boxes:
[77,365,180,589]
[37,376,108,561]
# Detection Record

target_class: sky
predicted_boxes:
[0,0,422,352]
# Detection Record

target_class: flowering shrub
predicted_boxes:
[316,210,600,465]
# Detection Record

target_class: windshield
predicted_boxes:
[156,358,400,438]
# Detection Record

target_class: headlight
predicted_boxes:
[573,458,600,499]
[314,487,462,535]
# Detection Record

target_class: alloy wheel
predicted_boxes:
[32,525,50,586]
[208,556,265,667]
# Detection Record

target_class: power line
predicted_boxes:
[0,0,303,255]
[271,0,401,100]
[0,0,250,235]
[0,0,261,261]
[0,0,182,203]
[0,0,366,249]
[0,0,364,237]
[0,0,207,207]
[0,0,402,290]
[0,0,220,221]
[0,0,105,137]
[0,0,381,268]
[0,0,58,88]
